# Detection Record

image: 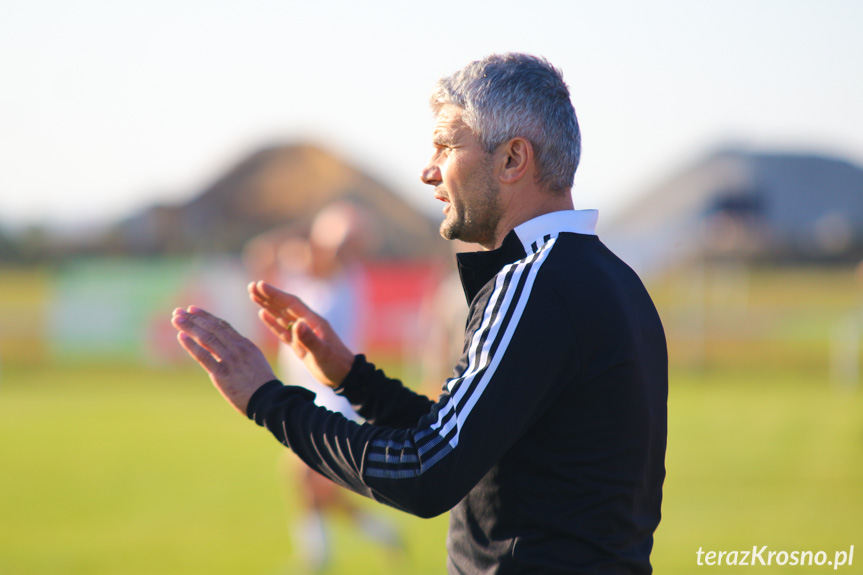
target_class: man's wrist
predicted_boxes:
[330,351,356,387]
[333,355,371,395]
[245,379,284,419]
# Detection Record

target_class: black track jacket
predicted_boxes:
[247,210,668,574]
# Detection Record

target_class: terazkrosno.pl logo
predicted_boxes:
[696,545,854,569]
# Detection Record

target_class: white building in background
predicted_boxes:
[602,149,863,276]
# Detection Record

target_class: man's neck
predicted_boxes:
[486,190,574,250]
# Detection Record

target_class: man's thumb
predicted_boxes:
[295,320,324,354]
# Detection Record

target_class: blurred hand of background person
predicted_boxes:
[249,280,354,389]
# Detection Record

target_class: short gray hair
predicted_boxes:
[431,53,581,193]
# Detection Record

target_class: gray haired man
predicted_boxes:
[173,53,668,574]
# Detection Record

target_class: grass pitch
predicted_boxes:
[0,361,448,575]
[1,361,860,574]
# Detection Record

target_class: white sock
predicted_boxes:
[355,512,404,550]
[294,511,328,572]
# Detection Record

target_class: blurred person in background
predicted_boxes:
[416,239,471,396]
[244,202,403,572]
[174,53,667,574]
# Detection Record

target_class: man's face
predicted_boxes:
[421,105,501,248]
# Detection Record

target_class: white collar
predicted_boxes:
[513,209,598,249]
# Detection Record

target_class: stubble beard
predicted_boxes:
[439,165,502,248]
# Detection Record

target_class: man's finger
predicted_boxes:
[259,309,293,344]
[294,320,325,355]
[291,319,353,386]
[250,281,319,323]
[172,311,229,359]
[186,305,234,333]
[176,332,222,375]
[249,287,297,322]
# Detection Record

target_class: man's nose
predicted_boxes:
[421,161,441,186]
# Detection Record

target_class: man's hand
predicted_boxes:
[248,280,354,388]
[171,306,276,415]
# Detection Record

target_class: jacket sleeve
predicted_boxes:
[247,256,577,518]
[332,354,436,428]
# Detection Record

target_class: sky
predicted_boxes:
[1,0,862,230]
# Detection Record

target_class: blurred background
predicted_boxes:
[1,0,862,573]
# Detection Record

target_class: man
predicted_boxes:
[172,53,668,574]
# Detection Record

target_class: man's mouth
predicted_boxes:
[435,191,450,214]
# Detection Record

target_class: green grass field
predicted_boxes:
[1,265,862,573]
[0,361,449,574]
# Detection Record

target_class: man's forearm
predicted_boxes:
[334,355,435,429]
[246,376,466,519]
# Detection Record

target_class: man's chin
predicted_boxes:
[439,216,459,241]
[440,225,457,241]
[442,214,483,242]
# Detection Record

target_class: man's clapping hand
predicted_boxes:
[171,306,276,415]
[248,280,354,388]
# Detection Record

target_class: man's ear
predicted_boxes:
[498,137,533,184]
